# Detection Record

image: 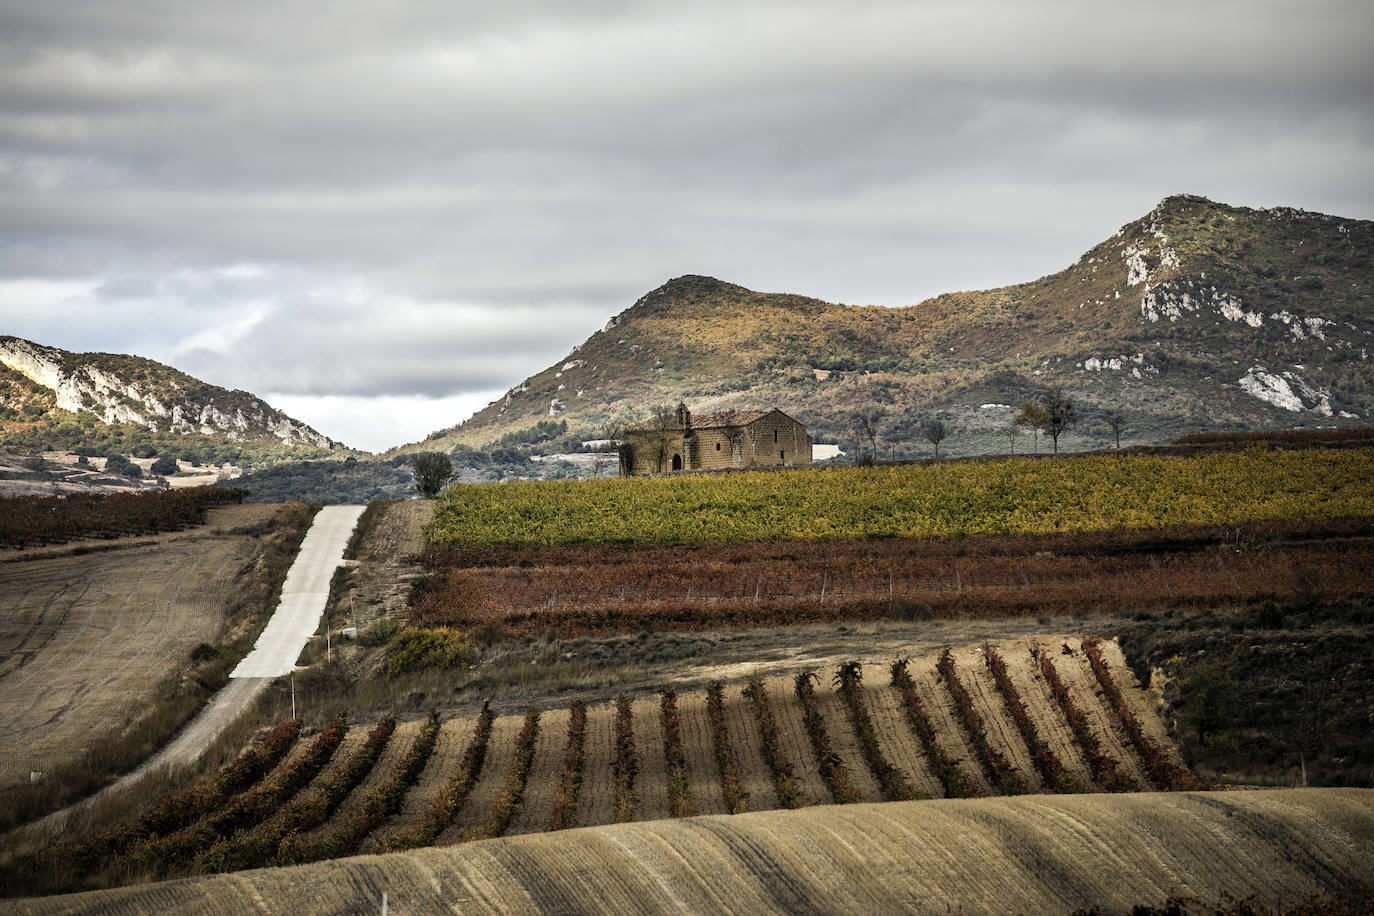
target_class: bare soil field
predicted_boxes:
[16,788,1372,915]
[0,505,280,792]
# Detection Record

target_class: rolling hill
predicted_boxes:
[0,336,345,466]
[402,194,1374,458]
[21,789,1374,914]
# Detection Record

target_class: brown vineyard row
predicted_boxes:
[20,642,1203,896]
[981,645,1080,793]
[794,672,863,805]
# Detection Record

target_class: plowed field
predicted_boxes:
[0,506,280,791]
[21,789,1374,915]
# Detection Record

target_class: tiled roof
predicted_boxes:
[689,410,769,429]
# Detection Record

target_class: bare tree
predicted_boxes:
[1105,409,1126,450]
[922,419,948,459]
[1005,422,1018,456]
[851,407,886,462]
[1041,388,1077,455]
[1015,402,1048,453]
[646,404,680,473]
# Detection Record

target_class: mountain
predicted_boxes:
[402,195,1374,457]
[0,336,343,463]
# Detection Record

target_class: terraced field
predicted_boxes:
[14,636,1213,897]
[0,505,281,792]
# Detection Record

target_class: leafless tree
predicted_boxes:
[1105,409,1126,450]
[923,419,948,459]
[1015,402,1048,453]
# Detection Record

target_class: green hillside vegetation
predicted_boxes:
[425,447,1374,547]
[401,195,1374,459]
[0,412,334,469]
[0,336,346,467]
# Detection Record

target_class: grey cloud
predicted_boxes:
[1,0,1372,447]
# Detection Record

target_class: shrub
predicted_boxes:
[150,456,179,476]
[386,627,472,678]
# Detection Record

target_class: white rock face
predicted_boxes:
[1238,366,1333,416]
[0,337,332,447]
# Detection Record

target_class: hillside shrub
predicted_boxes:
[385,627,472,678]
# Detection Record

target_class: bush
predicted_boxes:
[131,444,158,458]
[385,627,472,678]
[150,456,179,476]
[104,454,142,478]
[359,616,403,647]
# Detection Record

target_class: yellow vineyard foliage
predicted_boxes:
[425,448,1374,547]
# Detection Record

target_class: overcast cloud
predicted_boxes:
[2,0,1371,451]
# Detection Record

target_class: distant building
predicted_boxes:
[621,403,812,476]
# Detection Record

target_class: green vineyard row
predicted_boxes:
[426,449,1374,546]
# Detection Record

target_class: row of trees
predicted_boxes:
[846,389,1127,462]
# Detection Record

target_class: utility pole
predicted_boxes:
[291,674,296,719]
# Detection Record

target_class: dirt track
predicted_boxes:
[19,788,1372,915]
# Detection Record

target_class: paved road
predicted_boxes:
[12,505,364,840]
[233,504,366,678]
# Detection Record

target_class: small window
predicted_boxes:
[715,442,721,450]
[773,430,778,443]
[780,450,785,460]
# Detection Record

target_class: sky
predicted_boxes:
[1,1,1372,452]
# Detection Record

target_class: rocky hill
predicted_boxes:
[0,336,343,464]
[404,195,1373,458]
